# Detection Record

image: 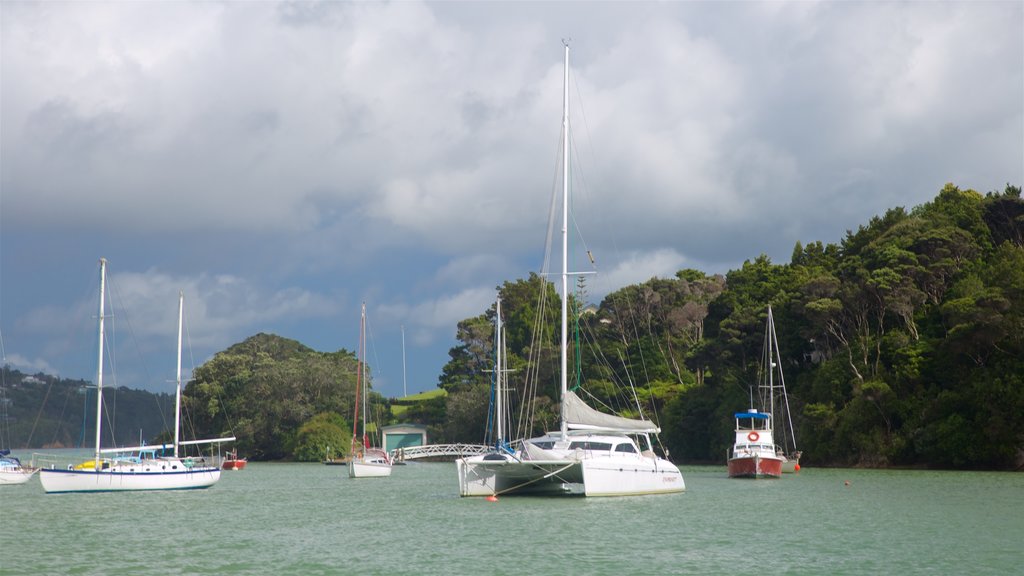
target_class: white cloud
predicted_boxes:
[590,249,689,299]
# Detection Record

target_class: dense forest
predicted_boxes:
[6,184,1021,470]
[434,183,1024,470]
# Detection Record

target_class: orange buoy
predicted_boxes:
[486,495,498,502]
[794,463,801,472]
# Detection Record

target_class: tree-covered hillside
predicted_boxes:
[436,183,1024,470]
[182,333,385,461]
[0,368,174,449]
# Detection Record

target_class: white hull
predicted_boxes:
[457,436,685,497]
[39,465,221,493]
[457,455,684,497]
[781,454,801,473]
[0,468,38,485]
[348,459,392,478]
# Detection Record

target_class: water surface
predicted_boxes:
[3,456,1020,575]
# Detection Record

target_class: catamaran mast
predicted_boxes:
[559,41,570,440]
[93,258,107,469]
[174,290,184,457]
[496,297,504,443]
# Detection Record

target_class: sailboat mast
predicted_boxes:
[767,306,775,424]
[360,302,368,448]
[93,258,107,469]
[174,290,184,457]
[559,41,570,440]
[401,325,407,397]
[352,304,363,445]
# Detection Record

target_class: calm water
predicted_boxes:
[3,453,1021,575]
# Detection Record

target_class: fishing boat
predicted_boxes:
[348,303,392,478]
[39,261,234,493]
[222,448,247,470]
[727,306,801,478]
[762,306,801,472]
[727,409,783,478]
[0,450,38,485]
[456,43,685,497]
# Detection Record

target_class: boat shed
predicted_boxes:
[382,424,428,453]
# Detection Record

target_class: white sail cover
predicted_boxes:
[563,390,660,433]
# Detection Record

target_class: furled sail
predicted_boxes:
[562,390,660,433]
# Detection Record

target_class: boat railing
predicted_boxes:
[30,452,72,470]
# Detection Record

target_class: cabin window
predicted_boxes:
[532,441,555,450]
[614,443,637,453]
[569,441,612,451]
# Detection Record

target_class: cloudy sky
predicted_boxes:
[2,1,1021,398]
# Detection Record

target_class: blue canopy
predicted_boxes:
[734,411,770,419]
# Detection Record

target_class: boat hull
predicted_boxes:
[39,466,221,493]
[0,468,38,485]
[728,454,783,479]
[348,459,392,478]
[222,459,247,471]
[457,453,685,497]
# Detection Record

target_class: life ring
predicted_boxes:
[747,431,760,442]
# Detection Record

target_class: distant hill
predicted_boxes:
[0,367,174,450]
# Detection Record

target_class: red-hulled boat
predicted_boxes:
[727,410,783,479]
[222,449,247,471]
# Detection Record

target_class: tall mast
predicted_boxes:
[559,41,570,439]
[496,297,504,443]
[401,325,407,397]
[767,306,774,423]
[351,303,363,446]
[360,302,367,448]
[93,258,108,469]
[174,290,184,457]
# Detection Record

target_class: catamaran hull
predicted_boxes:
[728,454,783,479]
[39,467,221,493]
[457,456,684,497]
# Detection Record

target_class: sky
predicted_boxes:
[2,1,1022,399]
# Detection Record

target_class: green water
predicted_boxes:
[3,458,1021,575]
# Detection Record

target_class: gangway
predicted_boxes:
[390,444,490,462]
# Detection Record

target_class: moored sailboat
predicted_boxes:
[39,261,233,493]
[763,306,801,472]
[348,303,392,479]
[0,450,38,485]
[456,43,684,497]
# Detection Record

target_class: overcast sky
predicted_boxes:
[2,1,1021,399]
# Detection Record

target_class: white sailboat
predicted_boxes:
[0,451,38,485]
[348,302,392,478]
[762,305,801,473]
[456,44,685,497]
[1,332,39,485]
[39,260,233,493]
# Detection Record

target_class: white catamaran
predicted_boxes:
[456,44,685,497]
[39,260,234,493]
